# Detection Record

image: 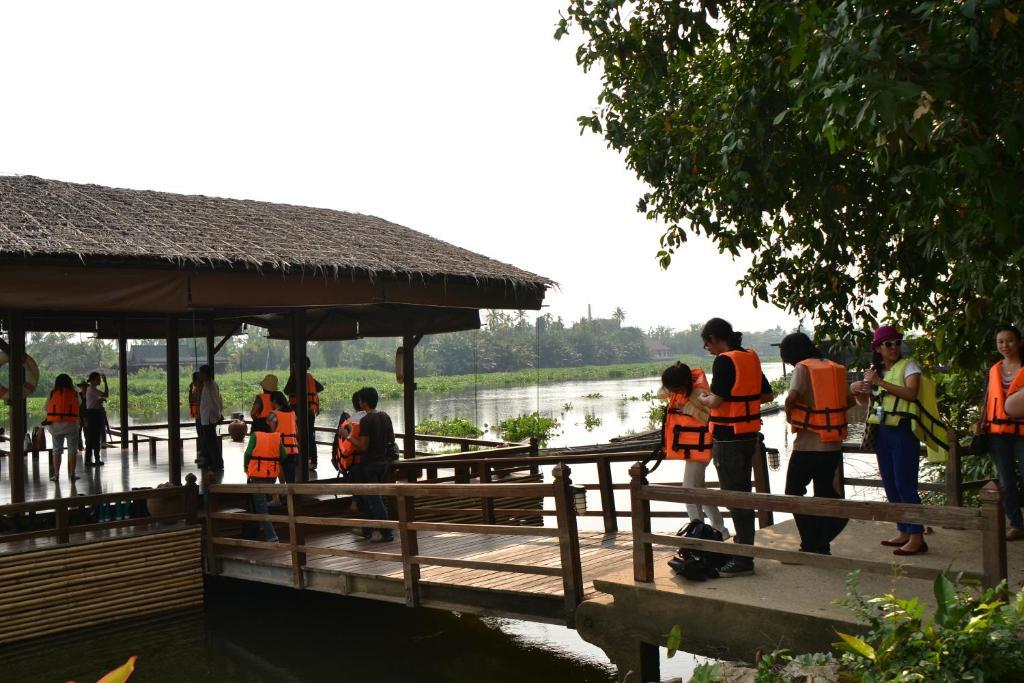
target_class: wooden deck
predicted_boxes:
[214,527,672,623]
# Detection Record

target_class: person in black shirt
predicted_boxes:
[338,386,395,542]
[696,318,773,577]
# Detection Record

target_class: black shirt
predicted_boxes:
[709,351,771,441]
[359,410,395,461]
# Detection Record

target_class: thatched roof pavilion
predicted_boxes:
[0,175,552,501]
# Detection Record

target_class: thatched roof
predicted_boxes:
[0,175,552,291]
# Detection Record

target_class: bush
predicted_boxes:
[496,413,560,446]
[415,417,484,439]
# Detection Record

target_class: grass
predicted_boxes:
[2,359,711,424]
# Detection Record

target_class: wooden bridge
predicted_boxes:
[0,433,1020,681]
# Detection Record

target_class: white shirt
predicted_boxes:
[199,380,223,426]
[85,386,104,410]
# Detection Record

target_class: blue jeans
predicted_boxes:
[876,422,923,534]
[349,461,393,540]
[249,476,279,542]
[990,434,1024,529]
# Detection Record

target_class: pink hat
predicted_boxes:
[871,325,902,349]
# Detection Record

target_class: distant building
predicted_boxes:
[644,339,673,360]
[127,344,228,374]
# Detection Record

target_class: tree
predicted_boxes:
[557,1,1024,381]
[611,307,626,327]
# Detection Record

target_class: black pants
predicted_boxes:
[84,409,104,462]
[199,424,224,471]
[712,438,756,546]
[785,450,848,553]
[348,460,393,539]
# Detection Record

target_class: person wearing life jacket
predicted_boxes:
[45,373,81,483]
[333,391,366,477]
[286,358,325,468]
[337,387,396,542]
[695,318,773,578]
[83,371,108,467]
[242,429,286,543]
[975,324,1024,541]
[781,332,854,555]
[853,325,947,556]
[268,392,300,483]
[250,374,278,434]
[660,363,728,539]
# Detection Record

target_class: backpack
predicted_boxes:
[667,520,730,581]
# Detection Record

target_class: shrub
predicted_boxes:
[496,413,560,446]
[415,417,484,439]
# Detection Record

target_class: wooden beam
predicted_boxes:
[167,318,181,485]
[7,311,27,503]
[402,333,417,459]
[291,310,309,481]
[213,325,241,355]
[205,315,216,377]
[118,319,129,450]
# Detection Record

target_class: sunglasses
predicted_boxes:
[878,340,901,349]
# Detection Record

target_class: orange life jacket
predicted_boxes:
[786,359,849,443]
[46,388,80,423]
[188,385,200,420]
[333,416,362,472]
[271,409,299,458]
[663,369,713,462]
[246,431,283,480]
[289,373,321,415]
[983,363,1024,436]
[709,349,763,434]
[252,393,273,420]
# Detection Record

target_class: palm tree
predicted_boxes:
[611,307,626,327]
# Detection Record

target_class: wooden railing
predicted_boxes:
[0,474,200,545]
[204,465,585,624]
[628,462,1008,589]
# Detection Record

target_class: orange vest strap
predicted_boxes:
[984,363,1024,436]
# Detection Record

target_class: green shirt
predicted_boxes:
[242,432,286,472]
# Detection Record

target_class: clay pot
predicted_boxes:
[228,413,248,442]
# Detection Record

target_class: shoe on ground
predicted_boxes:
[718,558,755,577]
[370,530,394,543]
[95,460,104,466]
[1007,528,1024,541]
[49,475,58,482]
[70,474,79,481]
[350,529,370,540]
[85,460,95,468]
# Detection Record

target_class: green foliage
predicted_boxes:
[496,413,560,446]
[582,392,603,399]
[582,412,602,431]
[688,662,722,683]
[646,402,666,431]
[558,0,1024,384]
[414,417,484,439]
[561,402,574,412]
[769,377,790,398]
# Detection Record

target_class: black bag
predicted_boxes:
[667,520,730,581]
[969,434,989,457]
[384,441,400,462]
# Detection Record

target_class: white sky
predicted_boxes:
[0,1,798,333]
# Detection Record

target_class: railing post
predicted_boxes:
[204,486,219,575]
[397,492,421,607]
[184,473,199,525]
[455,464,470,484]
[479,463,496,524]
[528,437,540,477]
[980,480,1007,590]
[752,438,774,527]
[148,438,157,462]
[553,464,583,625]
[460,442,470,453]
[132,432,139,455]
[56,502,70,544]
[596,455,618,533]
[285,486,306,588]
[945,433,964,507]
[629,462,653,583]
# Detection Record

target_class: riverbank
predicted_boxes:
[4,357,759,422]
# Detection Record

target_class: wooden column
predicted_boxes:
[629,462,653,582]
[205,315,216,377]
[552,464,583,625]
[596,455,618,533]
[944,433,963,507]
[980,480,1007,590]
[7,311,27,503]
[167,318,182,485]
[402,334,417,459]
[291,310,309,481]
[118,320,129,450]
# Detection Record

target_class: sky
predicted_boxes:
[0,1,798,334]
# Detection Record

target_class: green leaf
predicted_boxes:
[773,109,788,125]
[834,632,876,660]
[665,624,682,657]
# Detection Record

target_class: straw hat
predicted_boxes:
[260,374,279,392]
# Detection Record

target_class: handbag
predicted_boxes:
[968,434,989,457]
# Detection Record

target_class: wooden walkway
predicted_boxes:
[214,527,670,623]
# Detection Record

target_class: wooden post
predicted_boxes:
[167,318,182,486]
[752,438,774,527]
[55,502,69,544]
[596,455,618,533]
[204,486,219,575]
[291,310,309,481]
[479,463,495,524]
[553,464,583,625]
[397,493,421,607]
[944,433,963,507]
[402,334,417,460]
[980,480,1007,590]
[286,486,306,589]
[118,320,130,450]
[184,473,199,525]
[8,310,26,504]
[629,462,654,583]
[206,315,216,376]
[132,433,139,455]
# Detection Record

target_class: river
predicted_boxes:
[17,364,879,681]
